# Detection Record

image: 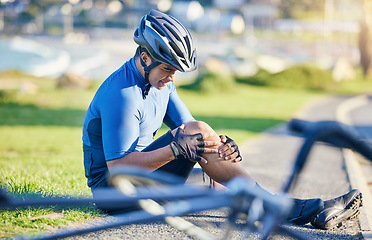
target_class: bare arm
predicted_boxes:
[107,145,175,171]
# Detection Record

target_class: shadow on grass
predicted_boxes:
[1,185,99,214]
[193,115,284,133]
[0,102,285,133]
[0,102,86,127]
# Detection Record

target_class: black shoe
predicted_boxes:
[287,198,324,225]
[311,189,363,230]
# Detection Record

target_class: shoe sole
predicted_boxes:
[314,191,363,230]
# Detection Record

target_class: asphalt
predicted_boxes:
[336,95,372,240]
[238,95,372,239]
[64,95,371,240]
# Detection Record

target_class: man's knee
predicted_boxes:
[183,121,219,141]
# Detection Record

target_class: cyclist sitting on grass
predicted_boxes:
[82,9,362,230]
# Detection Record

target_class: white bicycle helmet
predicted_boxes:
[134,9,197,73]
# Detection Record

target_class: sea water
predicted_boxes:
[0,37,70,77]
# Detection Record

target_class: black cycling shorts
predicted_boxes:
[91,130,196,214]
[143,130,196,181]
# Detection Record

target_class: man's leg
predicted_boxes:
[181,121,252,184]
[143,122,249,184]
[180,121,325,225]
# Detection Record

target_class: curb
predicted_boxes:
[336,95,372,239]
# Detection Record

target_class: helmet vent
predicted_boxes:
[152,23,166,37]
[169,42,183,58]
[181,59,188,67]
[164,23,181,42]
[158,44,170,59]
[141,19,146,30]
[184,36,191,55]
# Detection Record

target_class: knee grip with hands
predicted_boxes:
[170,128,205,162]
[221,135,242,161]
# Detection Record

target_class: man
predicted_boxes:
[82,9,362,230]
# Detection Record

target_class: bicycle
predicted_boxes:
[1,119,371,240]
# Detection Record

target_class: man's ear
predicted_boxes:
[141,52,151,66]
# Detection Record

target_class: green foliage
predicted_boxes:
[0,89,16,101]
[270,65,334,90]
[181,70,235,93]
[278,0,325,19]
[236,69,271,86]
[237,65,334,91]
[332,67,372,94]
[0,70,37,79]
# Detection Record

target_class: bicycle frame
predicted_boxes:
[285,119,372,192]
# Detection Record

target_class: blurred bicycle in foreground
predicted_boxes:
[1,119,371,240]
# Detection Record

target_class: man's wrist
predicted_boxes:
[170,141,183,160]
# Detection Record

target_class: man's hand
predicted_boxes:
[219,135,242,163]
[170,127,218,164]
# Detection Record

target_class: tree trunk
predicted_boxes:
[359,0,372,78]
[35,11,44,33]
[0,9,3,32]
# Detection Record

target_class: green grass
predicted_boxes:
[171,85,322,143]
[0,70,370,238]
[0,73,101,238]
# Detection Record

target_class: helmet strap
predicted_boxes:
[139,56,161,98]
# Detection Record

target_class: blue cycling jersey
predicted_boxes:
[82,57,194,188]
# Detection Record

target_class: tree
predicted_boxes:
[359,0,372,78]
[278,0,324,19]
[0,0,62,34]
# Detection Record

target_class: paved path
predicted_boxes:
[238,96,362,240]
[337,95,372,240]
[69,95,371,240]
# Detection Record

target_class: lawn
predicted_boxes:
[0,71,367,238]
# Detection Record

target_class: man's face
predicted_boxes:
[148,63,177,90]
